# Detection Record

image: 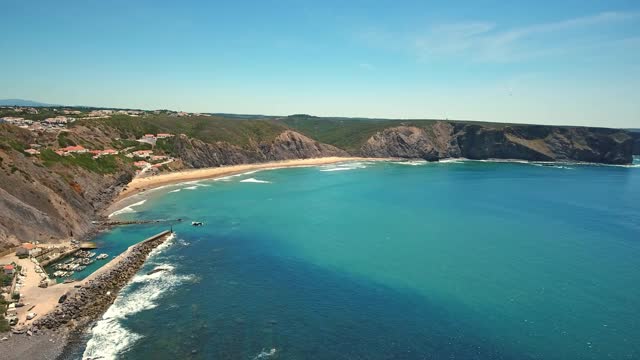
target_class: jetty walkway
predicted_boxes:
[96,219,184,226]
[32,230,173,331]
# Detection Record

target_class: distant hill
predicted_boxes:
[0,99,60,107]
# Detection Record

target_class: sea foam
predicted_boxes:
[253,348,278,359]
[391,160,428,166]
[83,234,193,360]
[215,170,261,182]
[108,200,147,218]
[319,162,369,172]
[240,178,271,183]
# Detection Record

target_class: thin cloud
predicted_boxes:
[365,11,640,63]
[475,11,640,61]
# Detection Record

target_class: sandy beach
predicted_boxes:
[111,157,383,207]
[3,157,389,357]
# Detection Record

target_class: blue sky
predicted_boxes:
[1,0,639,127]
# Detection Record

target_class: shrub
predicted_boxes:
[0,316,9,332]
[0,274,11,286]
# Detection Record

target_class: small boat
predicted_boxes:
[96,254,109,260]
[192,221,203,226]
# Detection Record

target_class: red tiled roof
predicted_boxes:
[61,145,86,152]
[22,243,36,250]
[3,265,14,270]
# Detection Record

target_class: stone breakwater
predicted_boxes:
[32,230,172,332]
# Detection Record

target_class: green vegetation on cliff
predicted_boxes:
[40,149,129,174]
[278,115,401,152]
[75,115,287,147]
[0,290,9,332]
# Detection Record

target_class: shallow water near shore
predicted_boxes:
[64,158,640,359]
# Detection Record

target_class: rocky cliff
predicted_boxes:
[0,150,133,252]
[630,131,640,155]
[360,122,633,164]
[0,125,134,252]
[171,130,348,168]
[0,117,635,251]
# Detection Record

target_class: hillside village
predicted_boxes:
[0,106,185,176]
[49,133,175,173]
[1,241,75,332]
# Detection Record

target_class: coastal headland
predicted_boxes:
[1,111,635,254]
[0,108,637,356]
[1,230,174,360]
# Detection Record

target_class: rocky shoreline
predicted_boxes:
[1,230,173,360]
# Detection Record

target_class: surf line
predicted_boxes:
[31,230,175,334]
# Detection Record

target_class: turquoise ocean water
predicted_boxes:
[65,158,640,359]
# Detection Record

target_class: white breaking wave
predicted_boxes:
[319,162,369,172]
[460,158,639,168]
[530,163,574,169]
[253,348,277,359]
[391,160,428,166]
[214,170,261,182]
[240,178,271,183]
[83,235,194,360]
[108,200,147,218]
[148,232,176,258]
[437,158,466,164]
[169,182,209,192]
[182,180,211,187]
[320,167,356,172]
[214,175,236,181]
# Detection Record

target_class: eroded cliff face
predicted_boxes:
[172,130,348,168]
[361,122,460,160]
[0,125,135,252]
[265,130,349,160]
[0,119,634,251]
[631,132,640,155]
[0,149,133,252]
[360,122,633,164]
